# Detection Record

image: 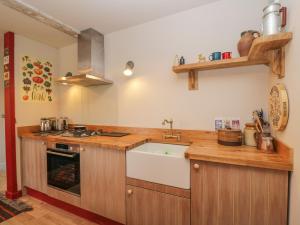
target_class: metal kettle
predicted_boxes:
[56,117,69,131]
[262,2,287,36]
[40,118,51,132]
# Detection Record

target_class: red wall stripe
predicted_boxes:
[3,32,20,200]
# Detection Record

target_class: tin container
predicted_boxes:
[262,3,287,36]
[255,133,275,153]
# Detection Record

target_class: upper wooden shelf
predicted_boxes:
[248,32,292,60]
[172,56,269,73]
[173,32,293,90]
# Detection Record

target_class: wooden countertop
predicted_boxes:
[20,133,148,151]
[186,141,293,171]
[19,126,293,171]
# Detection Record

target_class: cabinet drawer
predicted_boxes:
[47,187,81,207]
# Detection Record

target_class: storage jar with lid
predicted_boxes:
[244,123,257,147]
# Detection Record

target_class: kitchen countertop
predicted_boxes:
[186,140,293,171]
[19,130,293,171]
[20,132,149,151]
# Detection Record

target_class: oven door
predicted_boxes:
[47,149,80,195]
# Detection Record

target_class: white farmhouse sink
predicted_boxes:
[126,143,190,189]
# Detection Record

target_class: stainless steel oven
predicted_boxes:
[47,143,80,195]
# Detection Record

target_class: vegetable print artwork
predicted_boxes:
[21,56,53,102]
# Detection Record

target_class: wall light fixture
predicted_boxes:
[123,61,134,76]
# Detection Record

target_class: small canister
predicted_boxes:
[217,129,243,146]
[262,3,287,36]
[244,123,257,147]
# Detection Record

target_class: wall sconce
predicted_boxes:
[123,61,134,76]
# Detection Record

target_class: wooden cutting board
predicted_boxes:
[269,84,289,131]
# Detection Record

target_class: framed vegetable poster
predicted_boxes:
[21,55,53,102]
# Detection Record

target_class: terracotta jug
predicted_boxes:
[237,30,260,57]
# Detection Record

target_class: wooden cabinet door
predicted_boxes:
[191,161,288,225]
[126,185,190,225]
[80,146,126,224]
[21,138,47,193]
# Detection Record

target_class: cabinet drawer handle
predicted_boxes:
[193,163,200,170]
[127,189,133,195]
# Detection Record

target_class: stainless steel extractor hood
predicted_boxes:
[56,28,113,86]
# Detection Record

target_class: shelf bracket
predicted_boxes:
[268,47,285,78]
[188,70,198,90]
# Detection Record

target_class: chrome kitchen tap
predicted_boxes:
[162,119,181,141]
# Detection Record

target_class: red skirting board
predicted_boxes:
[26,188,123,225]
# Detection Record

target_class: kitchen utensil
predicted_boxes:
[255,133,275,153]
[222,52,232,59]
[244,123,257,147]
[253,112,264,133]
[237,30,260,56]
[49,117,57,131]
[262,3,287,36]
[269,84,289,131]
[218,128,243,146]
[209,52,222,61]
[56,117,69,131]
[40,118,51,132]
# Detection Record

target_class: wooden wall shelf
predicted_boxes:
[173,32,293,90]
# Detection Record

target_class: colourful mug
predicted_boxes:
[222,52,232,59]
[209,52,222,61]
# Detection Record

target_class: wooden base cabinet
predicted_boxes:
[21,138,47,193]
[80,146,126,224]
[191,161,288,225]
[126,185,190,225]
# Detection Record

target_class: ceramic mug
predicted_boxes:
[209,52,222,61]
[222,52,232,59]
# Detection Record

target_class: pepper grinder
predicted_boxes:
[179,56,185,65]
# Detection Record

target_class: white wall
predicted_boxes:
[271,1,300,224]
[14,35,60,187]
[15,35,59,126]
[59,0,269,130]
[58,44,118,125]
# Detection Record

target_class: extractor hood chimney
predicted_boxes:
[56,28,113,86]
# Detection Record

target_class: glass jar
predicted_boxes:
[244,123,257,147]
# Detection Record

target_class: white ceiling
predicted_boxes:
[21,0,220,34]
[0,4,76,48]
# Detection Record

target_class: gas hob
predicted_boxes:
[61,130,130,138]
[33,129,130,138]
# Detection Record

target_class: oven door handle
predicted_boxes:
[47,150,77,158]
